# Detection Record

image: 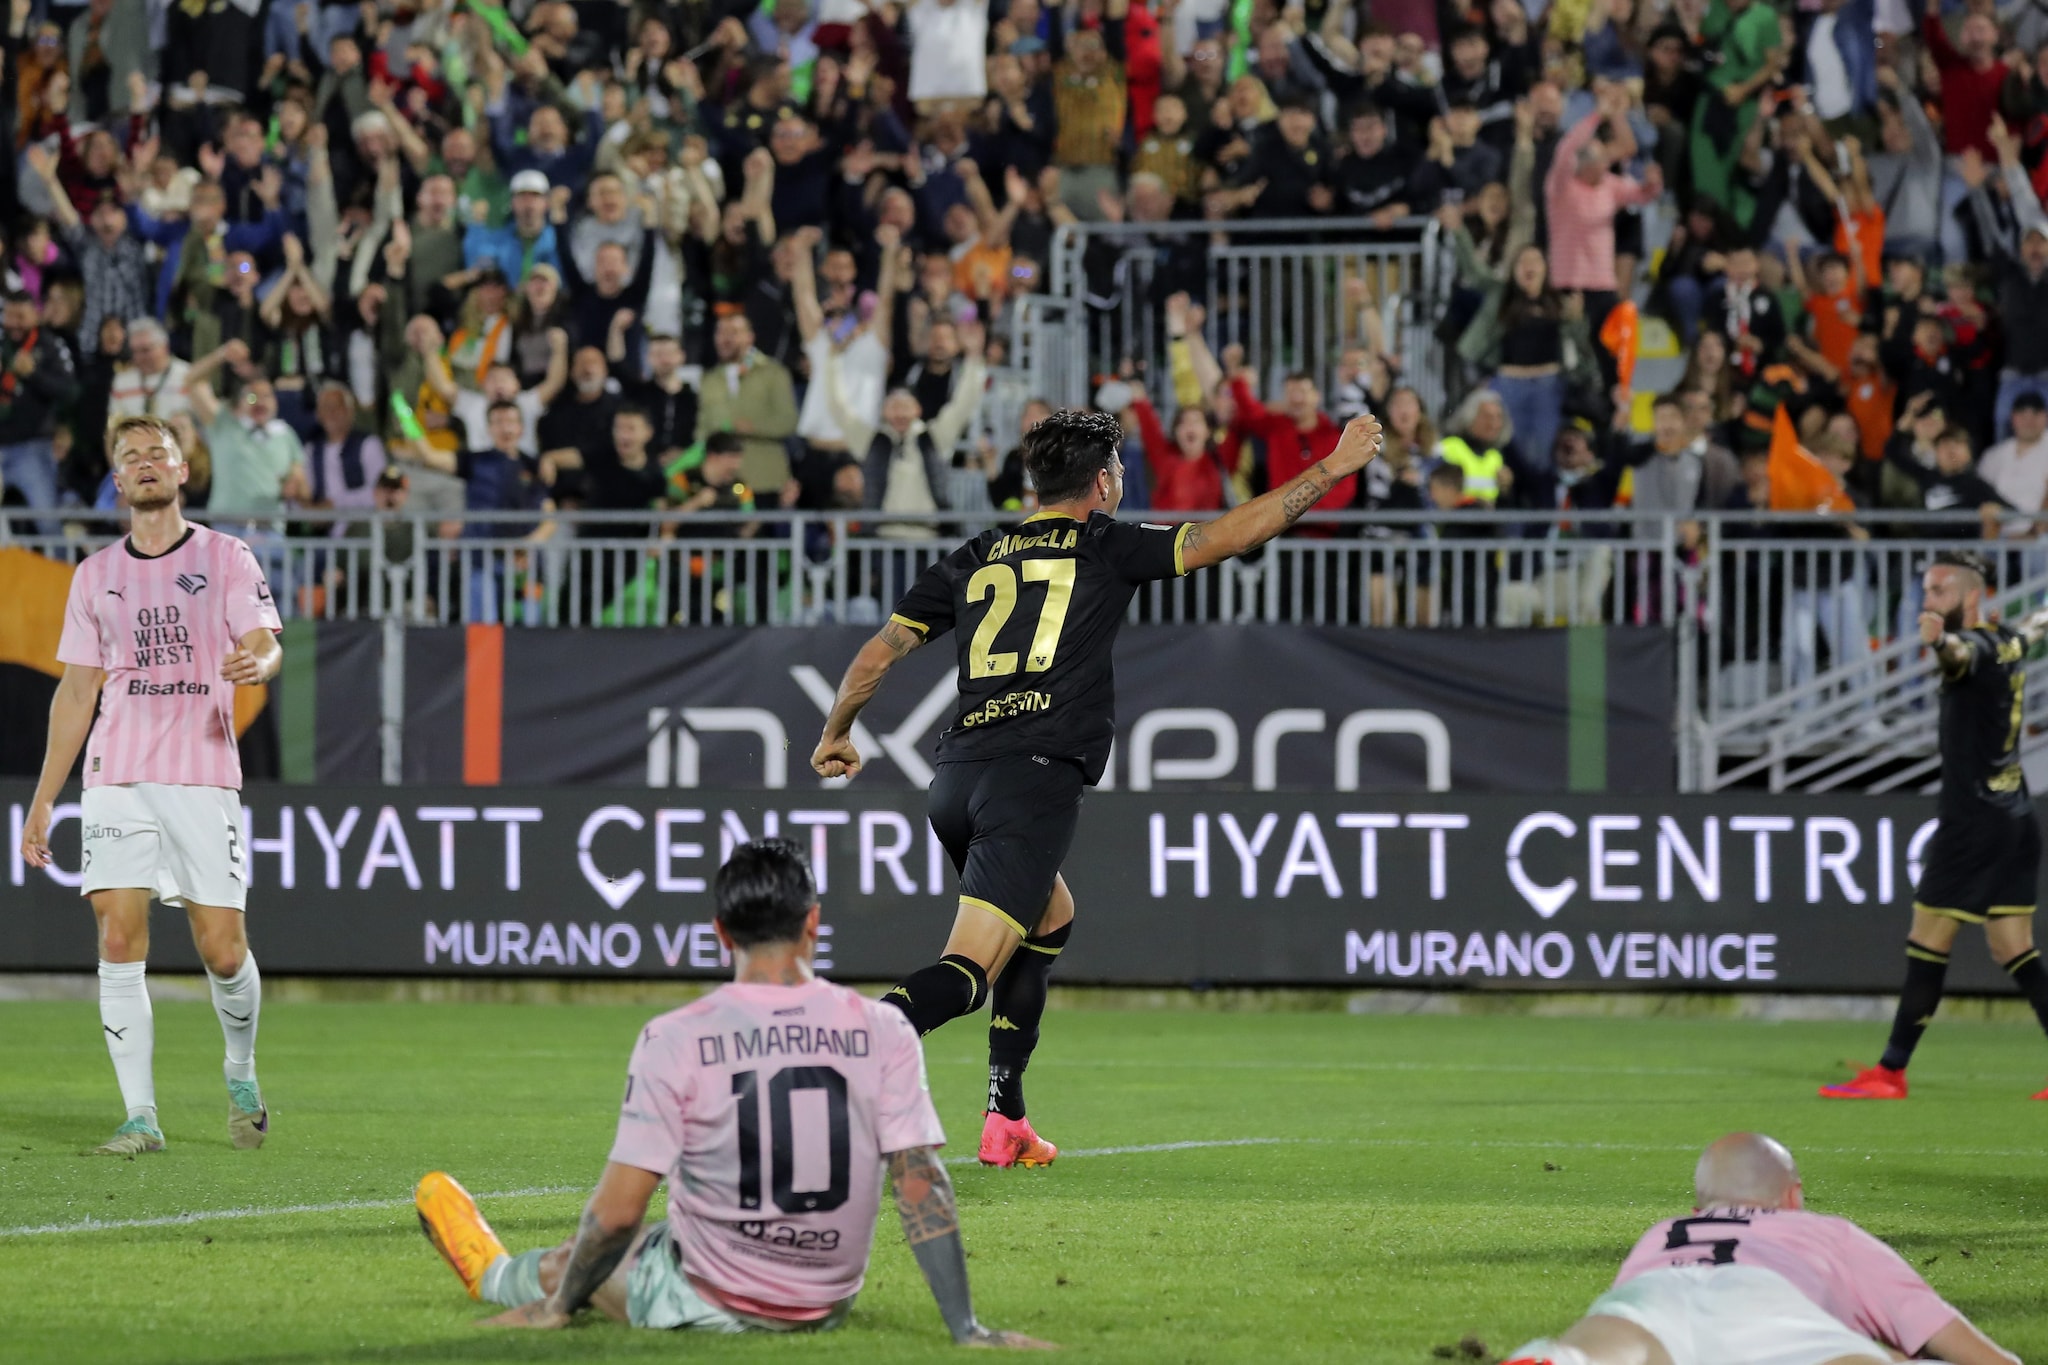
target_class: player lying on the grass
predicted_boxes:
[20,415,281,1156]
[1824,551,2048,1101]
[415,838,1051,1348]
[810,405,1382,1169]
[1503,1132,2018,1365]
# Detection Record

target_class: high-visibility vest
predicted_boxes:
[1438,436,1505,505]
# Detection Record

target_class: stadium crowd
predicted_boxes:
[0,0,2043,635]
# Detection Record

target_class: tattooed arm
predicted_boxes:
[811,618,926,780]
[1178,414,1384,573]
[482,1162,659,1329]
[888,1146,1053,1349]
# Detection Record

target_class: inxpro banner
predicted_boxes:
[5,786,2039,992]
[394,624,1672,792]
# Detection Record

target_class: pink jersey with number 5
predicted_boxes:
[1613,1206,1961,1354]
[55,526,282,791]
[609,979,945,1316]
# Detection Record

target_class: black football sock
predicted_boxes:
[1879,941,1950,1072]
[988,923,1071,1121]
[2000,948,2048,1039]
[881,955,988,1037]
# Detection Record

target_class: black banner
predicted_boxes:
[392,625,1670,792]
[6,785,2038,992]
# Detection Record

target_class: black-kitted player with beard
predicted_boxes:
[810,406,1382,1167]
[1824,551,2048,1100]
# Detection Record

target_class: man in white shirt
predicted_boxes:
[791,224,902,462]
[1979,392,2048,585]
[907,0,989,106]
[109,319,193,422]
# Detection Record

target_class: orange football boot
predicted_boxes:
[415,1171,509,1298]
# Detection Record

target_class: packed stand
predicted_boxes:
[0,0,2035,641]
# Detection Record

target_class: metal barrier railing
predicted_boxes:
[1031,215,1444,420]
[13,508,2040,793]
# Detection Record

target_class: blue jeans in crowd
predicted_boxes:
[1665,275,1705,345]
[1492,371,1565,475]
[1,437,60,536]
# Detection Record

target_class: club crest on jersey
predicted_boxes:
[176,573,208,596]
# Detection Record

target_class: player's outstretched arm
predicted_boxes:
[811,619,925,780]
[1177,414,1382,573]
[482,1162,658,1329]
[1922,1317,2023,1365]
[887,1146,1055,1350]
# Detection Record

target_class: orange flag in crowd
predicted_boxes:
[1599,299,1638,390]
[1767,403,1850,512]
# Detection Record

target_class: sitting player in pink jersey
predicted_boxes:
[1504,1132,2018,1365]
[21,414,283,1157]
[414,839,1052,1348]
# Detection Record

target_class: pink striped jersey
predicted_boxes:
[609,978,945,1317]
[1613,1206,1961,1354]
[55,525,282,791]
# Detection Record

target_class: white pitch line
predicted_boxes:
[0,1139,1297,1240]
[0,1184,584,1240]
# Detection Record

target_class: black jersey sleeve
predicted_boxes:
[888,544,976,641]
[1095,518,1194,584]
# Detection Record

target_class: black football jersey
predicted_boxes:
[888,511,1191,783]
[1937,624,2032,816]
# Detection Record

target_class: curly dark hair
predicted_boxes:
[1021,408,1124,506]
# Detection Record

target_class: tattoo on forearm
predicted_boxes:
[890,1148,976,1341]
[889,1147,959,1245]
[1280,462,1337,523]
[549,1208,639,1315]
[1180,523,1207,561]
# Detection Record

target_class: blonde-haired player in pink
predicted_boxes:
[414,839,1051,1349]
[20,414,283,1156]
[1503,1132,2018,1365]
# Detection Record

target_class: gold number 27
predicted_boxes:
[965,560,1077,679]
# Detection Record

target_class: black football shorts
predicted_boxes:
[927,754,1086,936]
[1914,809,2042,921]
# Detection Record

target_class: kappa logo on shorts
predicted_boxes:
[175,573,208,596]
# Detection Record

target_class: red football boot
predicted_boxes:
[1819,1064,1908,1100]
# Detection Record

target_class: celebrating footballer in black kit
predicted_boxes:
[812,406,1384,1167]
[1823,551,2048,1101]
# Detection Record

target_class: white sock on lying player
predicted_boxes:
[479,1250,547,1307]
[97,959,157,1123]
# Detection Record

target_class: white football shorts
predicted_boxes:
[80,784,249,911]
[1580,1265,1891,1365]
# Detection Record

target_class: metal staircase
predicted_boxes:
[1694,573,2048,793]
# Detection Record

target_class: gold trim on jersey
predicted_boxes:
[888,613,929,635]
[1172,522,1193,577]
[959,895,1028,938]
[1022,511,1075,524]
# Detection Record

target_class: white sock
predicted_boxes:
[97,960,156,1123]
[207,952,262,1084]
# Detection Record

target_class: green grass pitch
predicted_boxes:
[2,1000,2045,1364]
